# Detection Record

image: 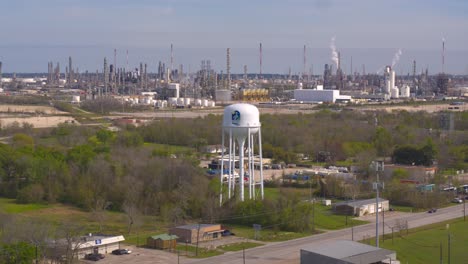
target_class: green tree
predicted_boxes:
[0,242,36,264]
[373,127,393,156]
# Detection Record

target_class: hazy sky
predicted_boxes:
[1,0,467,74]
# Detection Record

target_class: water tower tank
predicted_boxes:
[223,103,260,139]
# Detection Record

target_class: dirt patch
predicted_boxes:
[0,116,78,128]
[0,105,67,115]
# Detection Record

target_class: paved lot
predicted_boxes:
[81,246,181,264]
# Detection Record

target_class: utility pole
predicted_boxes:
[382,206,385,242]
[448,233,451,264]
[464,197,466,221]
[196,222,201,257]
[243,246,246,264]
[374,160,384,247]
[440,242,443,264]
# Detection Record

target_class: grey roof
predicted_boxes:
[301,240,395,262]
[150,234,179,240]
[335,198,388,208]
[173,224,220,230]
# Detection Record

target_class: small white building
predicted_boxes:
[294,89,351,103]
[47,234,125,260]
[333,198,389,216]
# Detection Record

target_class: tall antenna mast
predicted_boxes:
[226,48,231,89]
[303,45,306,81]
[113,49,117,91]
[126,50,129,72]
[259,43,263,77]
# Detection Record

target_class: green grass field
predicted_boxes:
[0,198,50,213]
[378,218,468,264]
[228,224,318,242]
[175,244,223,258]
[218,242,263,252]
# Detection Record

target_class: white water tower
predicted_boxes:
[220,103,264,203]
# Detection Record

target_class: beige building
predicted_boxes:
[334,198,389,216]
[169,224,224,243]
[384,164,437,183]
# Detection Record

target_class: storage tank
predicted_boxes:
[391,87,399,99]
[385,79,391,95]
[168,97,178,106]
[390,71,396,91]
[215,90,232,102]
[202,99,209,107]
[184,98,191,106]
[195,99,202,106]
[168,83,180,98]
[178,97,185,106]
[210,101,216,107]
[400,85,410,98]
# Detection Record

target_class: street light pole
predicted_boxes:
[374,160,384,248]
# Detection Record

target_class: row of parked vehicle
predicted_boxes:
[85,249,131,261]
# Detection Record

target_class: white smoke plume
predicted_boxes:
[376,66,384,75]
[391,49,403,69]
[330,36,339,68]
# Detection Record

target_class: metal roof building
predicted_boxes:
[300,240,398,264]
[334,198,389,216]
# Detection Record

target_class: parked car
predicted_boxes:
[428,208,437,213]
[111,249,132,255]
[85,253,105,261]
[452,197,463,204]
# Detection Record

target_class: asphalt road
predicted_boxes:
[186,204,466,264]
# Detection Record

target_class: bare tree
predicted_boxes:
[49,222,86,264]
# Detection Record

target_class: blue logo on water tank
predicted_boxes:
[232,110,240,125]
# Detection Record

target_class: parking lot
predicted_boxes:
[80,246,181,264]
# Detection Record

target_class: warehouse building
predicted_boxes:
[169,224,224,243]
[294,85,352,103]
[300,240,398,264]
[334,198,389,216]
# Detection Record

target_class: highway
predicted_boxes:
[187,204,466,264]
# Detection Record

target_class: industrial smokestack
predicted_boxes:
[126,49,129,72]
[338,51,341,70]
[259,43,263,77]
[171,43,174,73]
[442,38,445,73]
[0,61,3,87]
[68,56,73,85]
[226,48,231,89]
[303,45,306,81]
[103,57,108,97]
[244,65,248,82]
